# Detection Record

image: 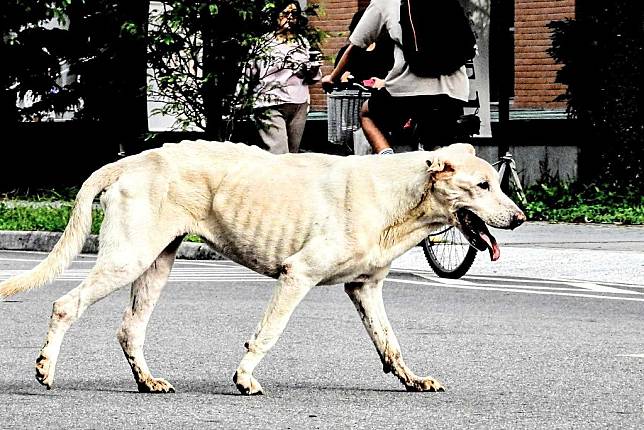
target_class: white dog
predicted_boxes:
[0,140,524,395]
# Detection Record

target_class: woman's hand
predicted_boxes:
[320,74,336,92]
[301,60,322,84]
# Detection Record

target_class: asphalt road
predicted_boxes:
[1,246,643,429]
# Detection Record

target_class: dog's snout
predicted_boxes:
[510,211,526,229]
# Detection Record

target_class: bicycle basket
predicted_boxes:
[326,89,371,146]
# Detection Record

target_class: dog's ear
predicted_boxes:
[441,143,476,155]
[426,157,455,179]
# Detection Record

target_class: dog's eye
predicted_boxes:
[477,181,490,190]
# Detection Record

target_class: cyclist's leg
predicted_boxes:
[359,100,391,154]
[359,89,409,154]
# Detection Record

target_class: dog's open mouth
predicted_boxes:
[456,208,500,261]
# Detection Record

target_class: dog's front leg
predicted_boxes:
[233,264,314,395]
[344,281,444,392]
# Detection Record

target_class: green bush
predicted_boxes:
[0,201,203,241]
[548,3,644,190]
[0,203,104,234]
[523,180,644,224]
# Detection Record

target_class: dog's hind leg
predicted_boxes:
[233,262,316,395]
[117,236,183,393]
[344,281,445,392]
[35,245,168,390]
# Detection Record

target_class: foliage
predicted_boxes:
[0,201,205,241]
[523,179,644,225]
[63,1,149,124]
[547,2,644,190]
[147,0,323,139]
[1,186,81,201]
[3,1,324,146]
[1,0,77,121]
[0,202,104,234]
[2,0,150,154]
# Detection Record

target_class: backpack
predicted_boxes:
[399,0,477,78]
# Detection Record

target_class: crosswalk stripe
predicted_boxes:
[563,281,643,295]
[423,275,477,286]
[388,278,644,302]
[1,263,642,302]
[410,272,643,294]
[463,274,644,289]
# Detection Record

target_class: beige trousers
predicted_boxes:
[256,102,309,154]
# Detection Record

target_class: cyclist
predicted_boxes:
[321,0,470,155]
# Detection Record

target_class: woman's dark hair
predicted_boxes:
[271,0,305,30]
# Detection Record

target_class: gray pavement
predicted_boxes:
[1,250,643,429]
[1,221,643,429]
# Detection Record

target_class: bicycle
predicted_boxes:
[494,151,527,206]
[324,78,525,279]
[420,150,526,278]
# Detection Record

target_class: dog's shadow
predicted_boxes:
[158,379,409,396]
[2,379,409,397]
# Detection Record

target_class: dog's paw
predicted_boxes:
[35,353,55,389]
[137,377,175,394]
[405,377,445,393]
[233,370,264,396]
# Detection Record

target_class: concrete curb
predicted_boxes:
[0,231,225,260]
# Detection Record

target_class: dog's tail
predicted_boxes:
[0,161,123,299]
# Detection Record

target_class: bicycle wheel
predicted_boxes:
[421,225,477,279]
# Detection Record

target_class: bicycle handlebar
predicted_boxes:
[322,80,373,94]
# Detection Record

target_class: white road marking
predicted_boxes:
[1,256,643,302]
[414,272,642,293]
[392,268,643,290]
[0,268,270,282]
[461,274,575,285]
[564,281,643,295]
[388,278,644,302]
[616,354,644,358]
[462,274,644,290]
[0,257,96,264]
[421,275,477,286]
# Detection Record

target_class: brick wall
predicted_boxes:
[308,0,360,111]
[514,0,575,108]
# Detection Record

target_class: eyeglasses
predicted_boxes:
[279,10,299,18]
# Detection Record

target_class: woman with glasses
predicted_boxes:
[240,0,321,154]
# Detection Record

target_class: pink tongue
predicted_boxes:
[479,232,501,261]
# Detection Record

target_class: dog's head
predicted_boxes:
[425,143,525,261]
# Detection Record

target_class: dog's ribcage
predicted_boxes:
[201,160,337,278]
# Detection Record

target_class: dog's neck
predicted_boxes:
[378,196,441,259]
[367,155,441,259]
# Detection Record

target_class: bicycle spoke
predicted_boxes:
[423,226,477,277]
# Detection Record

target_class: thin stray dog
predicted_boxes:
[0,140,525,395]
